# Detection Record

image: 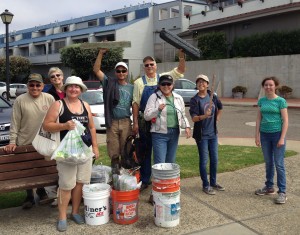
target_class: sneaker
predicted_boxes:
[275,193,287,204]
[203,186,216,195]
[57,220,67,232]
[255,186,275,196]
[22,199,35,210]
[212,184,225,191]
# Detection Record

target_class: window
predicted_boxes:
[159,8,168,20]
[61,25,69,32]
[88,20,97,27]
[170,6,180,18]
[53,41,66,53]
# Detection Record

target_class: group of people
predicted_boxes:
[3,49,289,232]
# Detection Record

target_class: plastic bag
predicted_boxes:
[91,164,112,184]
[51,119,94,165]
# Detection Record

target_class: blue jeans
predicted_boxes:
[260,131,286,193]
[139,129,152,185]
[152,128,180,164]
[196,136,218,188]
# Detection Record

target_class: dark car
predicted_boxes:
[173,78,198,105]
[0,96,12,146]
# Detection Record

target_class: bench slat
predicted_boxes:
[0,174,58,193]
[0,159,57,173]
[0,151,45,164]
[0,165,58,181]
[0,145,37,155]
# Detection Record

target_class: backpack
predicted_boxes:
[121,135,146,169]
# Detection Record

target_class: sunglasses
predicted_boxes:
[116,69,127,74]
[144,63,155,68]
[160,82,172,86]
[50,74,61,79]
[28,83,42,88]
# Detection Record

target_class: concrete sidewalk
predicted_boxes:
[0,98,299,235]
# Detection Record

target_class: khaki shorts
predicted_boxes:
[57,157,92,190]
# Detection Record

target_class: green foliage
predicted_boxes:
[197,32,227,60]
[232,85,247,94]
[0,56,31,83]
[60,44,123,80]
[232,30,300,57]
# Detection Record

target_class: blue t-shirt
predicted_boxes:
[258,96,287,133]
[102,75,133,119]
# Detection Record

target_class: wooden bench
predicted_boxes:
[0,145,58,194]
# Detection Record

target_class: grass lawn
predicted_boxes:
[0,145,297,209]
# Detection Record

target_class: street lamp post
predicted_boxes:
[1,9,14,101]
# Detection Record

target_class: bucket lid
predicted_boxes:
[83,183,111,193]
[152,163,180,171]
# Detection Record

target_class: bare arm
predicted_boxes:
[278,108,288,148]
[255,108,262,147]
[176,49,186,74]
[93,49,107,82]
[132,102,139,135]
[83,101,100,159]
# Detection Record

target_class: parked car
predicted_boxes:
[0,83,27,99]
[0,82,6,87]
[80,90,106,131]
[15,86,28,97]
[0,96,12,146]
[83,81,103,91]
[173,78,198,105]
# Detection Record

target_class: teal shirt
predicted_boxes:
[166,96,178,128]
[258,96,287,133]
[102,75,133,119]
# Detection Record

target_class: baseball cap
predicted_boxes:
[115,62,128,70]
[159,75,173,84]
[196,74,209,83]
[28,73,44,83]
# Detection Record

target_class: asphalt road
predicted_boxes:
[185,106,300,140]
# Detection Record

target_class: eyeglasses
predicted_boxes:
[50,74,61,79]
[28,83,42,88]
[160,82,172,86]
[116,69,127,74]
[144,63,155,68]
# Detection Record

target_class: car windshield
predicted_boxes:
[0,97,11,108]
[80,91,104,105]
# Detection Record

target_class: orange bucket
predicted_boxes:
[152,177,180,193]
[111,189,140,224]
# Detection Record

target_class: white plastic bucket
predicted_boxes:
[152,163,180,179]
[153,190,181,228]
[82,183,111,226]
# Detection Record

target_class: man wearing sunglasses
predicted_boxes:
[4,73,55,209]
[132,49,186,195]
[93,49,133,174]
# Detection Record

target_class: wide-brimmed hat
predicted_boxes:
[61,76,87,92]
[28,73,43,83]
[115,62,128,70]
[159,75,173,85]
[196,74,209,83]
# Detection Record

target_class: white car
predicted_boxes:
[80,90,106,131]
[0,83,27,99]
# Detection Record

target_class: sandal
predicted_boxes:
[71,214,85,224]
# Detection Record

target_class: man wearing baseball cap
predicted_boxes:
[93,49,133,174]
[4,73,55,209]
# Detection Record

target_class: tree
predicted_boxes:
[0,56,31,83]
[60,44,123,80]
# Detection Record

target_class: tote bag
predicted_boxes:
[32,101,62,160]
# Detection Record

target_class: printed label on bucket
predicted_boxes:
[115,200,138,220]
[155,202,180,221]
[85,204,108,219]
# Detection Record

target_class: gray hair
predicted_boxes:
[48,67,63,78]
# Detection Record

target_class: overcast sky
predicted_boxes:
[0,0,170,34]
